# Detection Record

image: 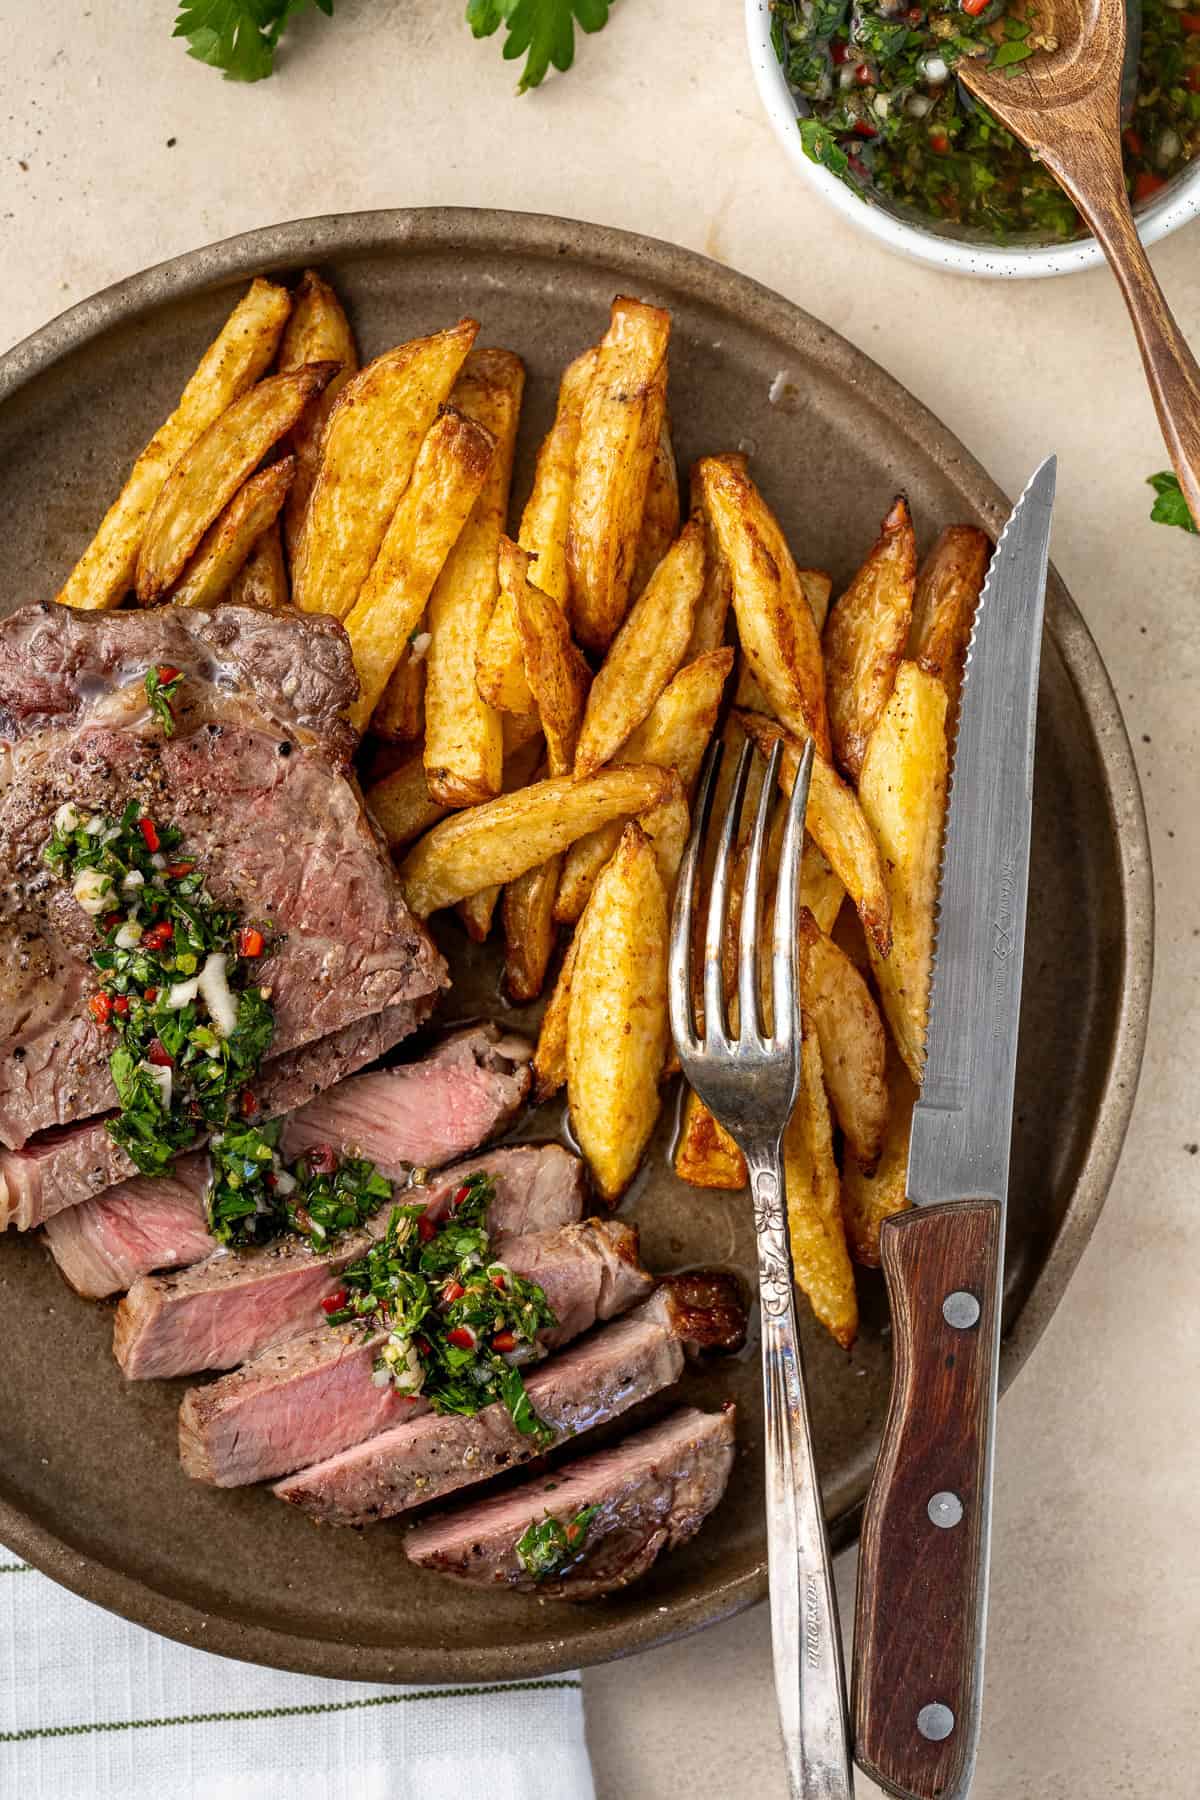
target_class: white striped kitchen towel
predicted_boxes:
[0,1547,595,1800]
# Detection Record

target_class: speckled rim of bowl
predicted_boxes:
[747,0,1200,279]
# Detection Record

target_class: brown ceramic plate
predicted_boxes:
[0,210,1151,1683]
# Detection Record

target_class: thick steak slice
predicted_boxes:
[179,1217,649,1486]
[1,999,430,1231]
[43,1153,212,1299]
[0,602,445,1150]
[404,1404,737,1599]
[115,1134,574,1381]
[273,1288,690,1527]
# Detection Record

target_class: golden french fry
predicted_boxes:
[798,569,833,634]
[638,770,690,894]
[697,455,831,758]
[799,838,844,936]
[784,1017,858,1350]
[567,296,671,652]
[398,765,672,916]
[505,539,591,777]
[371,636,426,743]
[842,1040,915,1266]
[737,710,892,958]
[292,319,479,618]
[566,822,670,1201]
[822,496,917,780]
[502,854,562,1003]
[457,734,545,942]
[532,932,578,1102]
[629,407,679,599]
[502,710,544,758]
[573,519,704,779]
[685,453,742,659]
[798,910,889,1171]
[228,519,288,610]
[908,524,990,720]
[135,364,335,605]
[169,458,295,609]
[344,407,495,732]
[673,1087,746,1190]
[423,350,524,807]
[365,749,449,852]
[57,278,292,612]
[858,662,948,1082]
[278,270,359,565]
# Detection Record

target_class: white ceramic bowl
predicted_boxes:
[746,0,1200,277]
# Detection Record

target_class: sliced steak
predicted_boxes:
[273,1287,694,1527]
[404,1404,737,1599]
[115,1134,573,1381]
[1,999,430,1232]
[43,1153,212,1299]
[179,1217,649,1486]
[0,601,445,1150]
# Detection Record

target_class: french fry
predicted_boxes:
[475,348,597,717]
[456,734,545,942]
[365,749,449,852]
[344,407,495,732]
[532,932,578,1102]
[228,519,288,610]
[697,456,831,757]
[674,1087,746,1189]
[502,856,562,1002]
[567,296,671,652]
[135,364,336,604]
[799,838,844,936]
[371,629,427,743]
[56,277,292,612]
[842,1040,915,1266]
[423,350,524,807]
[908,524,989,719]
[784,1016,858,1350]
[278,270,359,565]
[398,765,672,916]
[639,770,691,893]
[292,319,479,618]
[505,539,591,777]
[566,822,670,1201]
[857,662,948,1081]
[630,411,680,599]
[685,452,744,659]
[737,710,892,958]
[822,495,916,779]
[502,710,544,757]
[169,458,295,609]
[798,910,889,1171]
[798,569,833,634]
[573,518,705,778]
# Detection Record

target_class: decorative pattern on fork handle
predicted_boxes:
[750,1161,793,1319]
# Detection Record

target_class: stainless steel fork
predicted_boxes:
[669,732,854,1800]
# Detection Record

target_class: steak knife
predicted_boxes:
[852,459,1057,1800]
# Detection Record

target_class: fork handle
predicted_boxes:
[749,1149,855,1800]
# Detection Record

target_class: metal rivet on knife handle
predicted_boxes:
[917,1704,956,1743]
[927,1492,964,1530]
[942,1290,981,1330]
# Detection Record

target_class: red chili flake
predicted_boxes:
[961,0,990,14]
[401,1393,421,1404]
[853,61,872,83]
[144,986,158,1002]
[417,1212,438,1242]
[490,1271,507,1292]
[1134,170,1167,200]
[307,1143,337,1176]
[138,817,160,853]
[156,665,181,684]
[905,6,923,20]
[320,1289,348,1316]
[415,1336,433,1358]
[112,995,131,1017]
[88,992,113,1027]
[166,860,196,879]
[853,118,879,138]
[452,1184,471,1210]
[831,41,850,62]
[1188,66,1200,91]
[442,1280,466,1303]
[237,926,265,958]
[565,1520,584,1544]
[848,153,871,181]
[929,131,951,154]
[240,1089,259,1118]
[446,1326,475,1351]
[142,921,173,951]
[1180,10,1200,29]
[146,1038,173,1067]
[101,909,123,933]
[1123,127,1144,157]
[491,1330,517,1353]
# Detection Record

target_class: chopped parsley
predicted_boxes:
[144,664,184,736]
[1147,470,1198,535]
[325,1173,558,1439]
[206,1129,397,1250]
[515,1506,601,1580]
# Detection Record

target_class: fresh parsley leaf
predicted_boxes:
[1147,470,1198,535]
[466,0,614,93]
[174,0,334,84]
[515,1504,601,1579]
[144,666,184,735]
[798,117,851,179]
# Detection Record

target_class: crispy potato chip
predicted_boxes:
[784,1017,857,1349]
[344,407,496,732]
[573,519,704,779]
[798,568,833,634]
[630,409,679,599]
[822,495,916,779]
[737,710,892,958]
[798,910,889,1170]
[908,524,989,720]
[292,319,478,619]
[674,1086,746,1190]
[567,296,671,652]
[57,278,292,612]
[685,454,742,659]
[278,270,359,565]
[532,932,578,1102]
[371,636,426,743]
[697,456,831,757]
[566,822,670,1201]
[365,749,450,852]
[505,539,591,777]
[398,764,672,916]
[422,350,524,807]
[858,661,948,1081]
[228,519,288,611]
[502,854,562,1003]
[842,1040,915,1266]
[135,363,335,605]
[169,458,295,609]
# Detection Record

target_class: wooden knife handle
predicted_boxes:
[853,1199,1003,1800]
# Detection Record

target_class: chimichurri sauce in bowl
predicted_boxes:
[771,0,1200,242]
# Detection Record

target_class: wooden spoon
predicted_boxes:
[961,0,1200,522]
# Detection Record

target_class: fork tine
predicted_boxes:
[669,736,723,1054]
[703,738,754,1044]
[737,738,782,1043]
[772,735,816,1051]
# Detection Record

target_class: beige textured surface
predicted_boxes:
[1,2,1197,1794]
